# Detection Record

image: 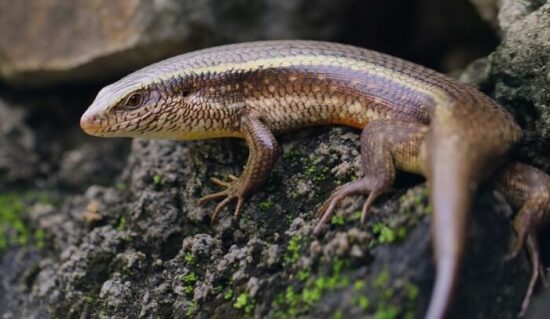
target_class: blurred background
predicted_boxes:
[0,0,497,193]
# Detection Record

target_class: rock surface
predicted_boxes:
[0,0,352,87]
[489,0,550,169]
[0,98,39,187]
[0,128,532,318]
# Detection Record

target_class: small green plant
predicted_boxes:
[116,217,126,231]
[284,235,302,265]
[0,194,28,249]
[332,309,344,319]
[374,304,400,319]
[234,292,254,314]
[115,182,127,191]
[330,215,345,226]
[153,175,163,185]
[34,229,46,249]
[405,282,419,301]
[185,301,197,316]
[184,252,195,264]
[297,269,310,281]
[182,272,198,284]
[181,272,199,296]
[259,199,274,211]
[358,296,370,310]
[371,223,408,245]
[224,288,233,300]
[373,270,390,290]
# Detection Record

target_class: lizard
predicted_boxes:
[80,40,550,318]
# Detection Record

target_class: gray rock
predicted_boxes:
[0,0,353,87]
[57,140,130,190]
[0,127,532,318]
[0,98,39,187]
[489,0,550,169]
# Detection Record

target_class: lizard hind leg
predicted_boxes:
[314,119,427,234]
[496,162,550,316]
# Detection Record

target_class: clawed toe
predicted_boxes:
[314,179,384,234]
[199,175,245,221]
[211,194,243,221]
[314,191,346,234]
[198,189,229,205]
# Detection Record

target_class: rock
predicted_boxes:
[0,98,39,188]
[57,140,130,190]
[0,126,532,318]
[489,1,550,169]
[0,0,353,87]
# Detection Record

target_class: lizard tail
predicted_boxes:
[424,140,474,319]
[423,102,521,319]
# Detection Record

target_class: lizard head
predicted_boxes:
[81,50,245,141]
[80,74,186,139]
[80,65,242,141]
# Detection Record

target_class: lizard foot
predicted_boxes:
[505,221,548,317]
[198,175,245,221]
[313,178,385,234]
[502,179,550,317]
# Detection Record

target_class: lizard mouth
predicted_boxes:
[80,114,102,135]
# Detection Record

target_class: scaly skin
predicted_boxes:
[80,40,550,318]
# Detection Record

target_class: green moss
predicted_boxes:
[0,192,55,251]
[399,187,431,216]
[332,309,344,319]
[353,280,365,291]
[34,229,46,249]
[297,269,310,281]
[368,269,420,318]
[259,199,274,211]
[116,217,126,231]
[405,282,419,301]
[181,272,199,296]
[358,296,370,310]
[351,211,362,220]
[0,193,28,249]
[275,258,352,317]
[153,175,163,185]
[374,304,400,319]
[301,286,321,305]
[184,252,195,264]
[282,148,303,160]
[330,215,346,226]
[185,301,197,316]
[373,270,390,290]
[284,235,302,265]
[234,292,254,314]
[115,182,127,191]
[304,162,330,182]
[182,272,198,284]
[371,223,408,245]
[224,288,233,300]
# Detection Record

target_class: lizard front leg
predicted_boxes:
[315,119,428,233]
[496,162,550,316]
[198,115,278,221]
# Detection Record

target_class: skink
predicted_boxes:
[80,40,550,318]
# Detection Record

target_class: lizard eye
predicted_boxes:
[124,92,144,109]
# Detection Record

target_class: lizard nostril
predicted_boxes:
[80,114,100,133]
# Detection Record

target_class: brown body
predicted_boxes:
[80,41,550,318]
